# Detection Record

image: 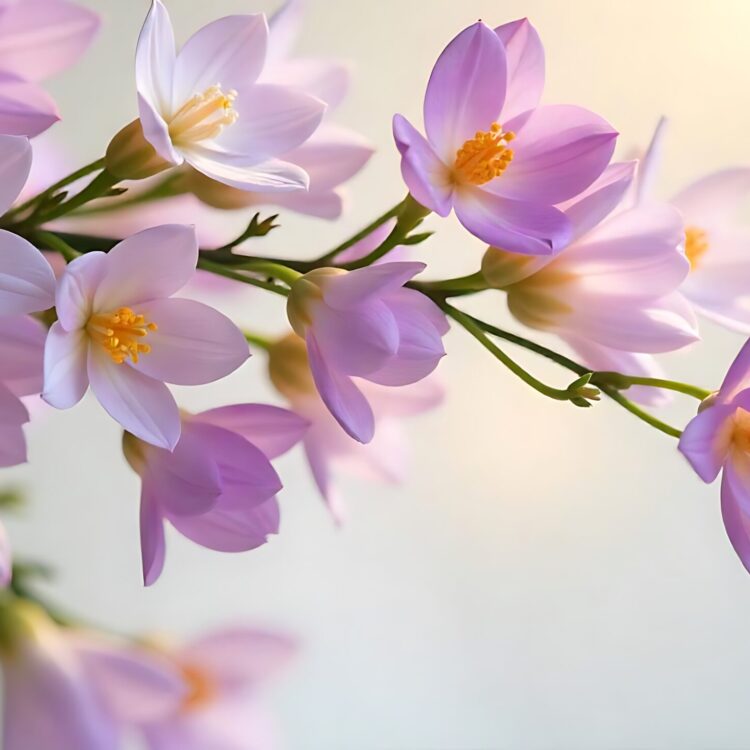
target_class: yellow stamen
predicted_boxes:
[180,664,217,712]
[684,226,709,270]
[168,84,239,145]
[87,307,157,365]
[453,122,515,186]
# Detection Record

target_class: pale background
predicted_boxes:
[5,1,750,748]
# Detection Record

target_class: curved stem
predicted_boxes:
[591,372,711,401]
[197,258,290,296]
[237,260,301,286]
[413,272,489,295]
[600,387,683,438]
[33,231,80,262]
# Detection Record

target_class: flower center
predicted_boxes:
[684,226,709,270]
[453,123,515,186]
[180,664,217,712]
[168,84,238,145]
[86,307,157,365]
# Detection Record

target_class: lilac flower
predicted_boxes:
[269,333,443,523]
[678,339,750,575]
[0,599,186,750]
[42,225,249,450]
[134,0,326,191]
[482,161,700,377]
[393,19,617,255]
[286,262,448,443]
[0,0,99,136]
[122,404,308,585]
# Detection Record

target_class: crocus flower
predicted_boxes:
[636,118,750,333]
[482,161,700,374]
[268,333,442,523]
[286,262,448,443]
[132,0,326,191]
[42,225,249,450]
[393,19,617,255]
[678,338,750,575]
[0,0,99,136]
[122,404,308,585]
[0,598,186,750]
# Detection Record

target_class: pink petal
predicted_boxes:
[718,338,750,403]
[334,219,397,264]
[671,167,750,228]
[0,314,46,397]
[494,18,545,126]
[634,116,667,206]
[265,58,350,109]
[42,323,88,409]
[307,332,374,443]
[266,0,303,65]
[87,348,180,450]
[721,455,750,576]
[453,186,571,255]
[0,423,26,468]
[323,262,426,309]
[498,104,617,204]
[271,188,343,219]
[0,73,59,137]
[135,0,175,117]
[0,229,55,314]
[131,298,249,386]
[678,403,735,483]
[93,225,198,311]
[0,133,30,215]
[424,22,507,161]
[140,484,167,586]
[304,437,347,523]
[392,113,452,216]
[195,404,309,459]
[55,251,106,330]
[0,380,28,427]
[137,92,181,166]
[172,14,267,106]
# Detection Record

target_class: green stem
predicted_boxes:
[33,231,80,262]
[600,387,683,438]
[73,172,185,216]
[244,331,273,351]
[413,272,489,295]
[591,372,711,401]
[197,258,290,296]
[236,260,301,286]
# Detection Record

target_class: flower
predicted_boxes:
[128,0,326,191]
[130,627,296,750]
[269,333,442,523]
[122,404,308,585]
[678,338,750,575]
[482,160,700,378]
[636,118,750,333]
[0,598,186,750]
[0,0,99,136]
[286,262,448,443]
[42,224,249,450]
[393,19,617,255]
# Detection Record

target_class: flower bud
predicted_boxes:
[481,246,544,288]
[106,119,171,181]
[268,333,316,399]
[0,597,48,655]
[286,268,346,337]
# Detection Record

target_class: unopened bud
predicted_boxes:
[106,119,171,181]
[268,333,316,399]
[286,268,346,337]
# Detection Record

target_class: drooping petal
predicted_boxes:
[721,455,750,575]
[131,298,248,386]
[172,14,267,106]
[307,332,374,443]
[0,74,59,137]
[392,113,452,215]
[0,230,55,314]
[140,484,167,586]
[671,168,750,228]
[678,403,735,483]
[195,404,309,459]
[42,323,89,409]
[453,186,571,255]
[87,348,180,450]
[424,22,507,161]
[0,133,30,215]
[0,314,46,396]
[494,18,544,126]
[55,251,106,330]
[497,104,617,204]
[323,261,426,309]
[92,225,198,311]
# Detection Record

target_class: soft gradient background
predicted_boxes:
[5,1,750,748]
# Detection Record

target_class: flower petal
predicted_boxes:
[55,251,107,330]
[424,22,507,161]
[135,0,175,117]
[266,0,303,65]
[718,338,750,403]
[0,134,30,215]
[131,298,249,386]
[263,58,350,110]
[42,323,89,409]
[323,262,426,309]
[721,455,750,576]
[672,167,750,228]
[634,116,667,206]
[307,332,374,443]
[0,74,59,137]
[678,403,735,483]
[87,348,180,450]
[0,314,46,397]
[0,423,26,468]
[0,230,55,315]
[140,484,167,586]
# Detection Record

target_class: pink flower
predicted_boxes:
[286,262,448,443]
[0,0,99,136]
[122,404,308,585]
[269,333,442,523]
[135,0,326,192]
[678,338,750,575]
[0,599,186,750]
[42,225,249,450]
[482,161,700,373]
[393,19,617,255]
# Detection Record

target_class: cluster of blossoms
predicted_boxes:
[0,0,748,746]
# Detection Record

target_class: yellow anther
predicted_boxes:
[453,122,515,185]
[87,307,157,364]
[168,84,239,145]
[684,226,709,270]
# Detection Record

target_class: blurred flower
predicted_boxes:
[286,262,447,443]
[123,404,308,585]
[269,333,442,523]
[0,597,186,750]
[0,0,99,137]
[42,225,248,450]
[482,161,699,394]
[393,19,617,255]
[678,338,750,575]
[129,0,325,190]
